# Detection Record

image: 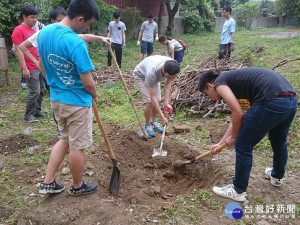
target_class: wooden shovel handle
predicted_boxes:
[195,143,228,161]
[108,47,148,138]
[92,99,115,160]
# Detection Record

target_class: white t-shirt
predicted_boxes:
[133,55,173,88]
[27,30,40,48]
[168,39,183,52]
[140,21,158,43]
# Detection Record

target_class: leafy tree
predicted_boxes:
[0,0,24,44]
[165,0,180,36]
[275,0,300,19]
[121,7,143,40]
[235,2,259,29]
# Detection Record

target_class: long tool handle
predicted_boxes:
[92,100,116,160]
[159,124,167,153]
[108,47,148,139]
[195,143,227,161]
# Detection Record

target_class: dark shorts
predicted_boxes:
[141,41,153,55]
[218,43,231,59]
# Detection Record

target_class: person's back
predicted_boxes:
[214,67,295,104]
[38,23,94,106]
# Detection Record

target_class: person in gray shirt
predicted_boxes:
[107,11,126,67]
[137,13,158,62]
[133,55,180,137]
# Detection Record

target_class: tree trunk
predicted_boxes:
[158,0,165,34]
[165,1,179,36]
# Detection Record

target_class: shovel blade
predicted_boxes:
[152,148,168,157]
[109,159,121,196]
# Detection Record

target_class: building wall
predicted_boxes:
[103,0,167,17]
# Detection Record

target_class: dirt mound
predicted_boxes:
[18,127,224,224]
[0,134,39,154]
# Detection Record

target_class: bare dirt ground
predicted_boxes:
[1,121,299,224]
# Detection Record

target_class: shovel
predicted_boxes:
[152,106,173,157]
[92,100,121,196]
[173,143,228,168]
[108,47,148,140]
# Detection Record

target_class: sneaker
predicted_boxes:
[21,83,26,90]
[92,130,96,136]
[151,121,164,133]
[265,168,284,187]
[39,180,65,194]
[212,184,247,202]
[145,124,155,137]
[57,129,61,138]
[34,111,47,117]
[68,181,99,196]
[24,115,38,123]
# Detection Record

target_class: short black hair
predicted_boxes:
[20,5,38,19]
[113,11,121,19]
[158,35,167,42]
[147,12,154,18]
[223,6,232,14]
[67,0,100,21]
[164,60,180,75]
[49,6,67,22]
[198,71,220,92]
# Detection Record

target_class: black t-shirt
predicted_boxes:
[214,67,295,108]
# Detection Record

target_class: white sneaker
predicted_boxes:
[265,168,284,187]
[212,184,247,202]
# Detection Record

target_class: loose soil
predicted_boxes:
[1,122,299,224]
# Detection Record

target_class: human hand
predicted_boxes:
[230,43,235,51]
[22,68,31,80]
[155,36,159,41]
[137,41,140,46]
[161,116,168,126]
[163,105,173,119]
[122,43,126,48]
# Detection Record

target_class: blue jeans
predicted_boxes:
[141,41,153,55]
[174,49,184,64]
[233,95,298,193]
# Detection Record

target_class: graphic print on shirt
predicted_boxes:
[48,54,75,86]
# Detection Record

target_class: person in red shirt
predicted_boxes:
[12,5,46,122]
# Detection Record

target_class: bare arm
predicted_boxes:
[78,34,111,45]
[169,49,175,59]
[231,32,235,43]
[19,40,40,69]
[80,72,98,102]
[163,77,175,107]
[122,31,126,44]
[39,59,46,79]
[137,30,143,41]
[216,85,243,145]
[15,44,30,79]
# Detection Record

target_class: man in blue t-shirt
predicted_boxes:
[219,6,235,59]
[37,0,105,196]
[198,67,298,202]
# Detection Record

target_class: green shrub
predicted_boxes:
[182,12,204,34]
[182,12,214,34]
[121,7,143,40]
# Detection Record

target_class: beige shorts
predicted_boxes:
[51,101,93,150]
[134,79,161,103]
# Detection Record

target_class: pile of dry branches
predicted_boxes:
[169,52,254,117]
[92,68,135,89]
